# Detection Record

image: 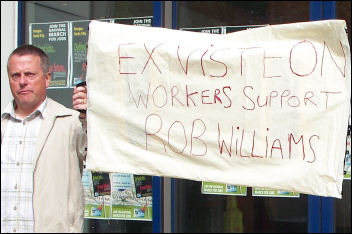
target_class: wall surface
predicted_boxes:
[1,1,18,112]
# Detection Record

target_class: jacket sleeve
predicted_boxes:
[75,112,88,166]
[70,112,87,232]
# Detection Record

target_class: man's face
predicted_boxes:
[8,54,51,113]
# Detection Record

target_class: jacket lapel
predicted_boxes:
[33,98,72,169]
[33,110,55,169]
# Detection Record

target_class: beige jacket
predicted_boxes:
[1,98,87,233]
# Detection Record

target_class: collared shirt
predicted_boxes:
[1,98,47,233]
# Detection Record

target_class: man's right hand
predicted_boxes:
[72,85,87,119]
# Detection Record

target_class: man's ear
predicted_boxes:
[45,72,51,88]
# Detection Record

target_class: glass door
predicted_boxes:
[171,1,351,233]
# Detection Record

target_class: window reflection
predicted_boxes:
[177,1,310,28]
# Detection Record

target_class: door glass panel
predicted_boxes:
[330,1,350,233]
[176,1,310,29]
[336,0,351,48]
[175,1,311,232]
[175,180,307,232]
[335,180,351,232]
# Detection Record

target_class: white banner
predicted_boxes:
[86,20,351,198]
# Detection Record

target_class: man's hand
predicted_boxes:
[73,85,87,119]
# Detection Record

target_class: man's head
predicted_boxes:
[7,44,51,117]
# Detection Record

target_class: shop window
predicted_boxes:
[24,1,153,233]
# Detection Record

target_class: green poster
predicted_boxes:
[30,22,69,88]
[110,173,153,221]
[201,182,247,196]
[70,19,112,87]
[82,170,111,219]
[111,205,152,220]
[252,187,300,198]
[71,20,90,86]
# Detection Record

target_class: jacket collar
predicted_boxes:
[2,98,48,121]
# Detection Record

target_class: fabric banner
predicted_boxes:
[85,20,351,198]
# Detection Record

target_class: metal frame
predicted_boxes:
[152,3,163,232]
[18,1,24,46]
[320,5,336,232]
[309,1,336,233]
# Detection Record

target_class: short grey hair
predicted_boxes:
[7,44,50,74]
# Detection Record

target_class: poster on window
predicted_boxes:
[92,172,111,197]
[201,182,247,196]
[180,25,267,35]
[82,170,152,220]
[113,16,153,27]
[82,169,111,219]
[30,22,69,88]
[181,26,223,34]
[252,187,300,198]
[110,173,152,221]
[70,19,111,87]
[71,20,90,86]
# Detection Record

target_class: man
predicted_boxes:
[1,44,88,232]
